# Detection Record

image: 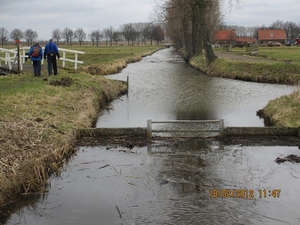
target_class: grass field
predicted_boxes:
[60,45,163,66]
[193,46,300,85]
[220,45,300,62]
[13,45,164,74]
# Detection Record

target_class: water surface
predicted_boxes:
[97,48,294,128]
[2,48,300,225]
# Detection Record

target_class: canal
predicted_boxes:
[1,48,300,225]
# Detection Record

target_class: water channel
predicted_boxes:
[2,48,300,225]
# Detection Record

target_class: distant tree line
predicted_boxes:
[0,22,165,47]
[220,20,300,41]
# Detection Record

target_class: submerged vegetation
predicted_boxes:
[0,45,162,209]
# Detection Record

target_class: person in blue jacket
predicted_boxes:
[44,39,60,76]
[28,41,43,77]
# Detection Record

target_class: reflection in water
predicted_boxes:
[2,48,300,225]
[2,141,300,225]
[97,48,294,128]
[0,193,49,224]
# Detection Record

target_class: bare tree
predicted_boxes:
[89,29,103,46]
[52,28,62,46]
[141,24,150,45]
[10,28,24,41]
[159,0,229,63]
[134,23,145,45]
[0,27,9,47]
[283,21,299,41]
[94,29,102,46]
[121,23,135,46]
[106,26,114,46]
[24,29,38,46]
[62,27,74,46]
[102,28,110,46]
[75,28,87,46]
[153,25,165,45]
[147,23,156,46]
[113,30,121,46]
[89,30,96,46]
[269,20,285,30]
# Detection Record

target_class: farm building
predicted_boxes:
[214,30,236,44]
[236,37,256,44]
[257,30,287,44]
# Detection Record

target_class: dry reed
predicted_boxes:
[0,74,127,209]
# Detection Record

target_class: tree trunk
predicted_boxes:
[198,0,217,63]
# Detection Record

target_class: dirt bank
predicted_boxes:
[0,75,127,210]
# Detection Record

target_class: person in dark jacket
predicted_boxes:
[28,41,43,77]
[44,39,60,76]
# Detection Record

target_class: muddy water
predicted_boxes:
[2,48,300,225]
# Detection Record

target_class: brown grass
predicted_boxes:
[0,74,127,209]
[79,55,143,75]
[263,89,300,127]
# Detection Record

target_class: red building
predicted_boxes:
[214,30,236,44]
[257,30,286,44]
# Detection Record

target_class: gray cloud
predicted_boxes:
[1,0,300,40]
[224,0,300,26]
[1,0,155,39]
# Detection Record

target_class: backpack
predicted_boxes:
[32,46,40,57]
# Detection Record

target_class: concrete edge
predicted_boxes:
[77,127,300,139]
[224,127,299,137]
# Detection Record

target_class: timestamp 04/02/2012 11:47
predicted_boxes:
[209,189,281,199]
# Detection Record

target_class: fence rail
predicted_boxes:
[147,119,224,139]
[0,47,84,71]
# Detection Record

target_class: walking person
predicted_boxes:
[44,39,60,76]
[28,41,43,77]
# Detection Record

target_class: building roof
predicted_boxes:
[214,30,236,42]
[258,30,286,41]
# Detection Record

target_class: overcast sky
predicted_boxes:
[1,0,300,40]
[223,0,300,27]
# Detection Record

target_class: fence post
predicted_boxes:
[22,49,25,63]
[147,119,152,139]
[127,76,129,95]
[74,53,78,70]
[219,119,224,136]
[62,51,66,68]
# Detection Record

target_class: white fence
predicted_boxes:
[0,47,84,71]
[147,119,224,139]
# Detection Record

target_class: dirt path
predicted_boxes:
[214,51,273,63]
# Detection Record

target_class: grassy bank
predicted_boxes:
[0,45,162,209]
[190,46,300,127]
[190,53,300,85]
[58,45,163,75]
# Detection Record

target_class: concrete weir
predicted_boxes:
[77,126,300,140]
